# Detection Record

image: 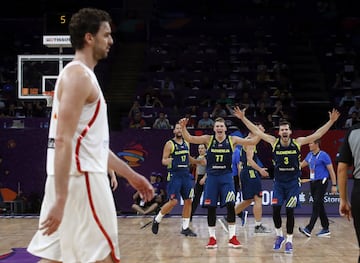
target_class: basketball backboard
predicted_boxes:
[17,54,74,99]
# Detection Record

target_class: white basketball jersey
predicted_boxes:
[46,61,109,175]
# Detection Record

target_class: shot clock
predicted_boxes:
[45,12,72,34]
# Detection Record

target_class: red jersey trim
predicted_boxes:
[85,172,120,262]
[75,100,101,173]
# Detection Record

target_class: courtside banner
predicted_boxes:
[0,125,349,215]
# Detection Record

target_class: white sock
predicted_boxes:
[275,228,283,237]
[208,226,216,238]
[155,211,164,223]
[182,218,190,230]
[228,224,236,238]
[286,234,293,243]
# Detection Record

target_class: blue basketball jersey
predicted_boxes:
[206,135,234,175]
[167,139,190,173]
[272,138,301,182]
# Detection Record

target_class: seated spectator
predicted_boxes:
[152,111,171,129]
[344,111,359,128]
[272,60,289,76]
[143,93,154,107]
[215,78,233,90]
[160,76,175,99]
[338,90,356,108]
[273,85,293,100]
[255,68,271,89]
[131,173,166,215]
[267,99,291,128]
[7,102,16,117]
[254,101,272,127]
[184,113,197,129]
[186,105,200,118]
[238,91,255,113]
[215,90,233,107]
[348,98,360,116]
[211,103,227,119]
[152,96,164,108]
[197,111,214,129]
[129,112,147,129]
[199,95,213,108]
[142,93,164,108]
[128,100,141,119]
[331,72,345,91]
[256,90,273,109]
[235,75,253,91]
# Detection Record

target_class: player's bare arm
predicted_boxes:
[295,108,340,146]
[189,155,205,165]
[179,118,210,145]
[108,169,118,191]
[161,140,173,166]
[233,106,276,145]
[190,156,206,166]
[246,145,269,177]
[231,135,258,147]
[300,160,308,169]
[108,150,154,202]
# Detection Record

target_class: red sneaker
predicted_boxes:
[228,236,242,248]
[205,237,217,249]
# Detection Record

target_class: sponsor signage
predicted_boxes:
[43,35,71,47]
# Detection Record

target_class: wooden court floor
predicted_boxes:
[0,215,359,263]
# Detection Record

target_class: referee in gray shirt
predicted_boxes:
[336,122,360,255]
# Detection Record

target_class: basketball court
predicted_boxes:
[0,215,358,262]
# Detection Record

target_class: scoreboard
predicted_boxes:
[45,12,72,34]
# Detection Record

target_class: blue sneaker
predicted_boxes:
[299,226,311,237]
[273,236,285,251]
[285,242,293,254]
[241,210,248,227]
[316,229,331,237]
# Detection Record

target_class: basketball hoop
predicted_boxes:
[43,91,54,107]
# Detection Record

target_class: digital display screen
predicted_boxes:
[45,13,72,34]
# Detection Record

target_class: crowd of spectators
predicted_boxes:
[1,0,360,133]
[125,25,296,131]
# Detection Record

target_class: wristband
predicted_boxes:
[332,184,337,187]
